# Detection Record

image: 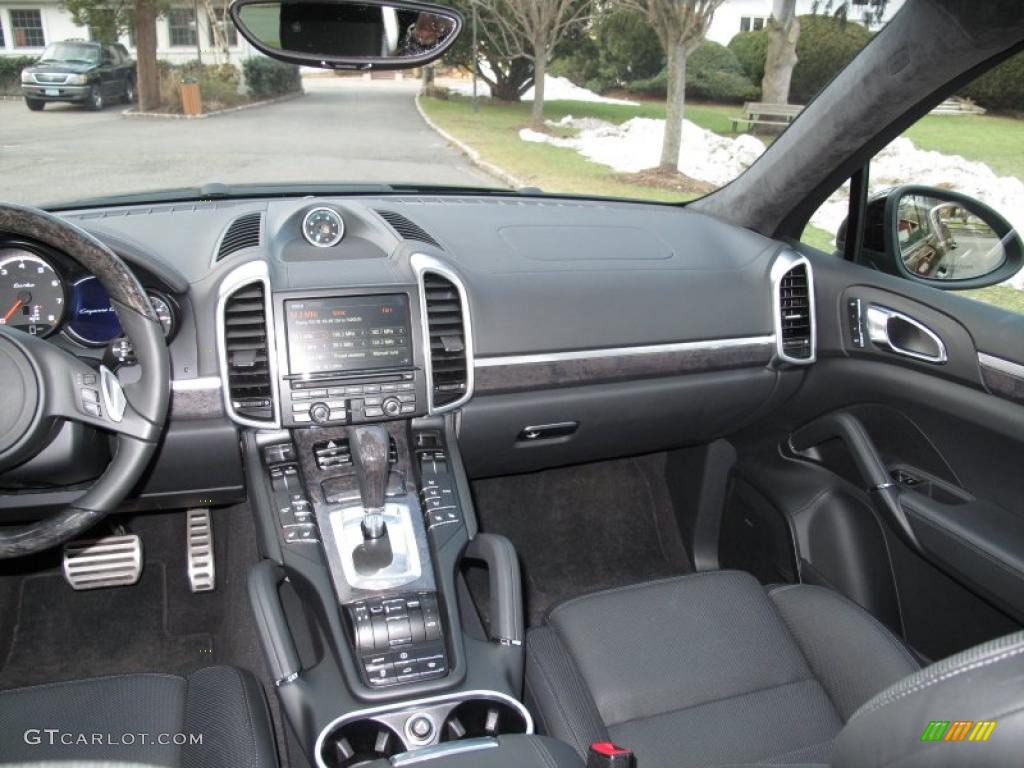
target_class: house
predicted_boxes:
[0,0,258,64]
[706,0,906,46]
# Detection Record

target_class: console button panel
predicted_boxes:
[347,592,449,687]
[415,432,463,531]
[263,442,319,545]
[282,372,423,428]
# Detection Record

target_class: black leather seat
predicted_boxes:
[526,570,1024,768]
[0,665,277,767]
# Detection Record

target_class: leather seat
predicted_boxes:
[525,570,1024,767]
[0,665,277,767]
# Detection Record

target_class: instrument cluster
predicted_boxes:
[0,243,177,347]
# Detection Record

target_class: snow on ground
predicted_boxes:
[521,114,1024,289]
[446,73,639,105]
[522,115,766,187]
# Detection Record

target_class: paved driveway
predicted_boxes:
[1,77,499,207]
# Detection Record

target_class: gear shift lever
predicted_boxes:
[351,426,389,539]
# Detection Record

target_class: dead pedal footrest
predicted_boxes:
[63,534,143,590]
[187,508,216,593]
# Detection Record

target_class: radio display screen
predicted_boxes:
[285,294,413,374]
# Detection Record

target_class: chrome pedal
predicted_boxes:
[186,508,216,593]
[63,534,143,590]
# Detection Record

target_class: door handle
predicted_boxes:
[865,305,947,364]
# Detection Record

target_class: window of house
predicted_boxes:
[10,9,45,47]
[208,7,238,47]
[168,8,198,47]
[0,18,6,48]
[740,16,766,33]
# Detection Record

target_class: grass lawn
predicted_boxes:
[904,113,1024,179]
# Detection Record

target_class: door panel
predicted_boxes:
[727,248,1024,656]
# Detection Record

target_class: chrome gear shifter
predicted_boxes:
[351,426,389,539]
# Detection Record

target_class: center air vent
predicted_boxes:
[774,254,815,364]
[216,212,262,261]
[415,258,473,413]
[221,279,276,424]
[376,210,441,248]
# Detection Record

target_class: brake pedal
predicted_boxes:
[186,508,216,593]
[63,534,143,590]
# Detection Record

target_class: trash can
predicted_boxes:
[179,80,202,116]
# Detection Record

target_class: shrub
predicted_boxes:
[961,50,1024,112]
[157,60,245,112]
[728,31,768,84]
[551,8,663,91]
[726,16,872,104]
[626,42,758,103]
[0,56,39,96]
[243,56,302,99]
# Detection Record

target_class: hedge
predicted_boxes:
[961,50,1024,112]
[727,16,872,104]
[243,57,302,99]
[627,41,758,103]
[0,56,39,96]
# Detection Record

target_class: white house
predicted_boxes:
[0,0,258,63]
[706,0,906,46]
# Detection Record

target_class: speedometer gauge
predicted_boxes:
[302,207,344,248]
[0,249,65,337]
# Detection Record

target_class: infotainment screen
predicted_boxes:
[285,294,413,374]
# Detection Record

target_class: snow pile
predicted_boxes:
[809,137,1024,288]
[520,115,767,187]
[447,72,638,105]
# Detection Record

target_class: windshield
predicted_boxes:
[39,42,101,65]
[0,0,1014,227]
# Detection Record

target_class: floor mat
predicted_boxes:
[470,453,691,626]
[0,563,212,689]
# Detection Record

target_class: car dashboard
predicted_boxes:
[0,194,816,514]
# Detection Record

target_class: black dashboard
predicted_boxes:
[0,194,817,514]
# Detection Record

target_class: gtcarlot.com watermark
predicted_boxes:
[24,729,203,747]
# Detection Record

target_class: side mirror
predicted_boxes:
[839,185,1023,290]
[229,0,463,70]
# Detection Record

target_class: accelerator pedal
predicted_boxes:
[62,534,143,590]
[186,508,216,593]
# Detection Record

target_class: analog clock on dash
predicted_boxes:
[302,207,345,248]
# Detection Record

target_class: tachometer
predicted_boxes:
[302,207,344,248]
[0,249,65,337]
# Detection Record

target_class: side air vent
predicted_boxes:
[376,210,442,248]
[414,257,474,413]
[216,212,262,261]
[222,280,276,424]
[773,254,816,364]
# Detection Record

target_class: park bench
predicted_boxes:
[731,102,805,132]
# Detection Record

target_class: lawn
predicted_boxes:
[904,113,1024,180]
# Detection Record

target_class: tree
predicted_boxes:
[475,0,592,127]
[63,0,167,110]
[445,0,535,102]
[619,0,724,171]
[761,0,798,104]
[762,0,888,104]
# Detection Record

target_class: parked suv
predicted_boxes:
[20,40,135,111]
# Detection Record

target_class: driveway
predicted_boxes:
[0,77,500,208]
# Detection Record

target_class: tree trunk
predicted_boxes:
[761,0,799,104]
[529,44,546,130]
[134,0,160,111]
[489,58,533,102]
[660,41,687,172]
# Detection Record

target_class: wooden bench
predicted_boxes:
[731,102,805,132]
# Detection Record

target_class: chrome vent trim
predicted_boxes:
[215,212,263,262]
[771,250,816,365]
[376,210,442,248]
[216,260,280,429]
[411,253,474,414]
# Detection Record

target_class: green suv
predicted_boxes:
[20,40,135,111]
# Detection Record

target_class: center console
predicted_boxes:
[236,261,530,768]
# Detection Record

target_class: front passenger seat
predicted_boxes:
[526,570,1023,767]
[0,665,277,767]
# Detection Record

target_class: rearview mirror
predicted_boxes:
[229,0,463,70]
[838,185,1023,290]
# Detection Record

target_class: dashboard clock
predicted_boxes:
[302,207,344,248]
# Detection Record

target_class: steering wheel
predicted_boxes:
[0,204,169,558]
